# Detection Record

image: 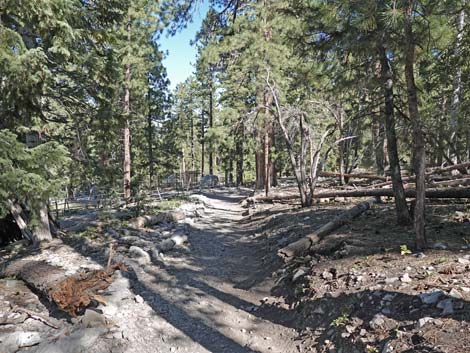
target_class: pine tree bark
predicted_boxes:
[123,18,132,199]
[405,0,426,249]
[379,44,411,225]
[32,204,53,245]
[208,79,214,175]
[201,111,205,176]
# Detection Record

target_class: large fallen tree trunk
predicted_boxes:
[313,186,470,199]
[4,260,124,316]
[128,210,185,228]
[371,162,470,189]
[278,199,374,261]
[319,171,387,181]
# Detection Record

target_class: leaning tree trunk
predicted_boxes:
[379,43,411,225]
[405,0,426,249]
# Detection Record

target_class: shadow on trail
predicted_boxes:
[55,190,470,353]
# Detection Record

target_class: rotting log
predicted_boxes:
[278,199,374,261]
[4,260,125,317]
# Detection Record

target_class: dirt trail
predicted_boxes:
[122,189,299,353]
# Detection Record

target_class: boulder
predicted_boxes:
[128,246,151,265]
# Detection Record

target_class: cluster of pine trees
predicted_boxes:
[1,0,469,249]
[0,0,173,243]
[169,0,469,249]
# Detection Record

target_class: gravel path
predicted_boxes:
[119,189,299,353]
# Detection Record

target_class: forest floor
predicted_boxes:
[1,187,470,353]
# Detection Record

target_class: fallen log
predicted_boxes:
[4,260,125,317]
[319,171,387,181]
[428,177,470,188]
[278,199,374,261]
[371,162,470,189]
[313,186,470,199]
[128,210,185,228]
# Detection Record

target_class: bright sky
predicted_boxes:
[158,2,210,90]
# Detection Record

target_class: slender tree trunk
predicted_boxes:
[201,111,205,177]
[208,80,214,175]
[147,107,154,187]
[451,0,466,163]
[379,44,411,225]
[264,130,270,196]
[123,17,132,199]
[236,127,243,186]
[405,0,426,249]
[190,114,195,170]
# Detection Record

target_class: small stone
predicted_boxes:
[345,325,355,334]
[461,287,470,292]
[437,299,454,315]
[385,277,399,284]
[322,271,334,280]
[400,273,412,283]
[419,289,444,305]
[135,295,144,304]
[292,267,308,282]
[382,342,394,353]
[359,329,367,336]
[313,306,325,315]
[128,246,151,265]
[381,308,392,315]
[369,314,386,330]
[415,317,433,328]
[81,309,106,328]
[448,288,463,299]
[383,294,396,302]
[433,242,447,250]
[457,258,470,265]
[415,252,426,258]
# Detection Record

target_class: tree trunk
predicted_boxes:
[201,111,205,177]
[405,0,426,250]
[379,43,411,225]
[208,80,214,175]
[147,106,154,187]
[123,17,132,199]
[236,133,243,186]
[32,204,53,245]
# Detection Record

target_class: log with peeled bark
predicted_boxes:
[319,171,387,181]
[278,199,374,261]
[371,162,470,188]
[313,186,470,199]
[247,185,470,204]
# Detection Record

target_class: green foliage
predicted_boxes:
[0,130,70,217]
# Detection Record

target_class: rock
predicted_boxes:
[433,242,447,250]
[383,294,396,302]
[381,308,392,315]
[369,314,385,330]
[419,289,444,305]
[461,286,470,292]
[292,267,308,282]
[170,234,188,246]
[313,306,325,315]
[382,342,394,353]
[119,235,141,245]
[81,309,106,328]
[457,257,470,265]
[359,329,367,336]
[128,246,151,265]
[385,277,399,284]
[321,270,334,280]
[158,238,176,252]
[34,328,107,353]
[0,331,41,351]
[400,273,412,283]
[448,288,463,299]
[416,317,433,328]
[415,252,426,258]
[437,299,454,315]
[135,295,144,304]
